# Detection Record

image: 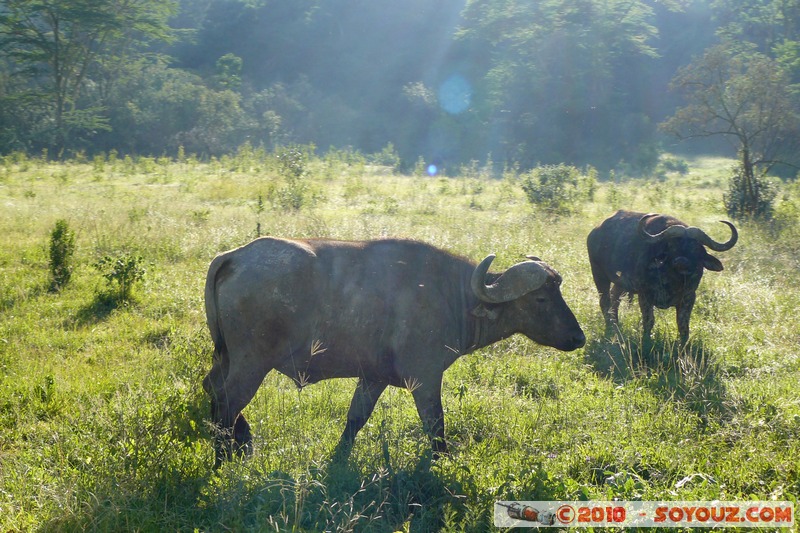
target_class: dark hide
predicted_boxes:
[587,210,736,343]
[203,238,585,466]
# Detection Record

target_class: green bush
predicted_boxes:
[370,142,401,170]
[659,156,689,174]
[723,162,776,220]
[48,219,76,291]
[520,164,596,214]
[276,147,309,210]
[94,253,146,302]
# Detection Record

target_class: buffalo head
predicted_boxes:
[471,254,586,351]
[637,213,738,309]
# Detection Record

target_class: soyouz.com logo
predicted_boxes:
[494,501,795,528]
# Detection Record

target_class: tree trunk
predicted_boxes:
[740,146,757,217]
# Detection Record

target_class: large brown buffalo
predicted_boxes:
[587,210,738,343]
[203,237,585,466]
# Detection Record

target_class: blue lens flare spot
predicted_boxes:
[439,75,471,115]
[427,164,438,176]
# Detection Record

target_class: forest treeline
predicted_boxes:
[1,0,799,175]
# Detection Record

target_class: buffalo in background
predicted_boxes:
[203,237,585,466]
[587,210,738,344]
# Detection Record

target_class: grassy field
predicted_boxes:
[0,150,798,531]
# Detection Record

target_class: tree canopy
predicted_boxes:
[0,0,176,153]
[0,0,798,175]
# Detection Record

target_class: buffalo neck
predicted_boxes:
[461,271,510,353]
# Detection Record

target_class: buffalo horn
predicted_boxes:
[638,213,688,242]
[685,221,738,251]
[639,214,738,252]
[471,254,549,304]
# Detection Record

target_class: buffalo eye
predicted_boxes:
[650,253,668,269]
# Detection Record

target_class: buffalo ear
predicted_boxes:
[703,254,724,272]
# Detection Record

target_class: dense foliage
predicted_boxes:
[1,0,799,175]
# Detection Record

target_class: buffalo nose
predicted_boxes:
[572,331,586,348]
[672,256,691,274]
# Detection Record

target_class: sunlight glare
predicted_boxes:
[438,74,471,114]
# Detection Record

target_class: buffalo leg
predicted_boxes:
[676,292,695,345]
[333,378,387,459]
[603,283,625,336]
[410,379,447,457]
[590,263,613,329]
[203,362,234,467]
[203,352,271,468]
[638,295,655,341]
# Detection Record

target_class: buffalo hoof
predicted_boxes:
[213,437,254,469]
[330,439,355,463]
[212,415,254,469]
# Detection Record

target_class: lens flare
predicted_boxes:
[438,75,471,115]
[427,164,438,176]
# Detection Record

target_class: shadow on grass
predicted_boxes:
[65,292,129,328]
[38,451,491,531]
[35,432,567,532]
[583,328,730,424]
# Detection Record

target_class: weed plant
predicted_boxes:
[94,253,146,303]
[0,151,798,530]
[48,219,76,291]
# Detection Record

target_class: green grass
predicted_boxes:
[0,152,798,531]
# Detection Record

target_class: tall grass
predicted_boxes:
[0,151,798,530]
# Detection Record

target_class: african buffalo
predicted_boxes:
[203,237,585,466]
[587,210,737,343]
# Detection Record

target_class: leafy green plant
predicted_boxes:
[723,161,777,220]
[48,219,76,291]
[253,194,265,237]
[413,156,427,177]
[276,147,309,210]
[370,142,401,171]
[94,253,146,301]
[659,156,689,174]
[520,164,596,214]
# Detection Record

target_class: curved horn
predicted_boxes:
[638,213,688,242]
[471,254,550,304]
[685,221,738,252]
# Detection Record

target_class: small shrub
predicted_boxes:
[94,253,146,302]
[413,156,427,177]
[48,219,76,291]
[276,147,309,210]
[723,162,776,220]
[659,156,689,175]
[520,163,596,214]
[253,194,265,237]
[276,147,305,180]
[370,142,401,171]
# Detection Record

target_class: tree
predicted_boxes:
[94,57,248,156]
[661,45,800,218]
[0,0,176,153]
[712,0,800,54]
[456,0,673,172]
[711,0,800,87]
